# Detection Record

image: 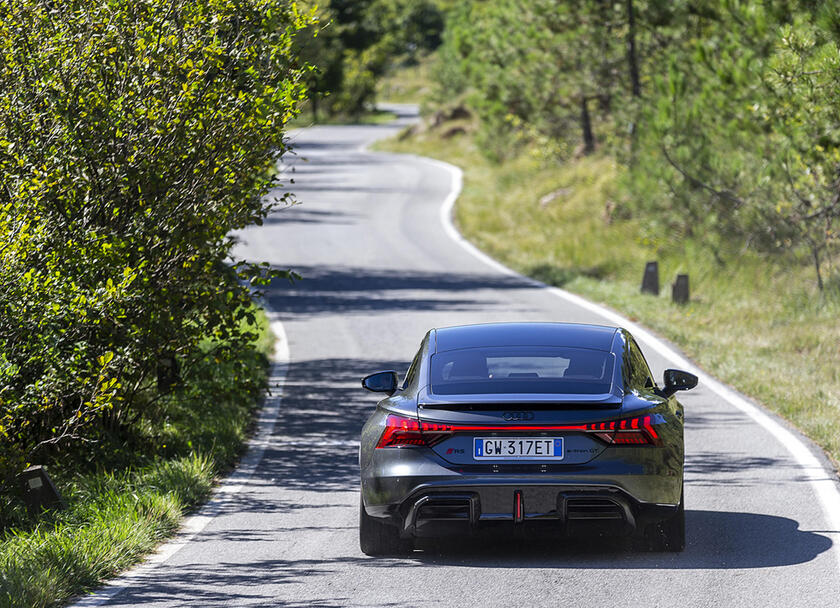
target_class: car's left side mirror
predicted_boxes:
[361,371,399,395]
[661,368,698,397]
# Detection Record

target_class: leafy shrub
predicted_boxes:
[0,0,312,482]
[296,0,445,118]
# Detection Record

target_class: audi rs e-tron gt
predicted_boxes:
[358,322,697,555]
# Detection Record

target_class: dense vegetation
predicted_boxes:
[0,310,273,606]
[295,0,446,119]
[0,0,308,497]
[1,0,305,603]
[435,0,840,290]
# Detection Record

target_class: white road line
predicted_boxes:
[421,154,840,573]
[72,316,291,607]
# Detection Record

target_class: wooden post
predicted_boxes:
[672,274,690,304]
[641,261,659,295]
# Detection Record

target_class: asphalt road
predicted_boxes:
[82,105,840,607]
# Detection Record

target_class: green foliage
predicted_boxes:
[438,0,627,160]
[295,0,444,118]
[0,313,271,605]
[633,3,840,286]
[0,1,311,483]
[435,0,840,287]
[0,454,211,608]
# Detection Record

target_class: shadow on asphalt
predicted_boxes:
[257,207,362,226]
[684,451,795,488]
[259,356,403,494]
[398,510,834,569]
[102,511,832,607]
[262,266,531,318]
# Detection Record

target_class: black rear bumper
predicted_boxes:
[398,485,677,538]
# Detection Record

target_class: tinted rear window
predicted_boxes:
[430,346,615,395]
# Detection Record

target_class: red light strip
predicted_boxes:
[420,422,588,432]
[378,413,663,448]
[643,416,659,440]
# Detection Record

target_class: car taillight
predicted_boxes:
[377,415,425,447]
[377,415,458,448]
[585,414,662,446]
[375,413,664,448]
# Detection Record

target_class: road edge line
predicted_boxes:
[71,313,291,607]
[420,154,840,572]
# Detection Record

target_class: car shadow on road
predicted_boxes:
[396,509,833,570]
[100,509,832,607]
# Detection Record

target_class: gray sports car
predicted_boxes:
[359,322,697,555]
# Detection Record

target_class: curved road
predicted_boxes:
[81,106,840,607]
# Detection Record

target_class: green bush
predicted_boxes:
[0,309,272,604]
[296,0,445,118]
[0,0,311,484]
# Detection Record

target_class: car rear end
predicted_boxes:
[361,395,682,541]
[360,338,684,546]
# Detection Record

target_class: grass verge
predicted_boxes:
[0,307,274,608]
[376,125,840,472]
[377,58,438,105]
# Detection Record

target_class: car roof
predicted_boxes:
[433,322,619,353]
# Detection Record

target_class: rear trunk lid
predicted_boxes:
[417,388,623,465]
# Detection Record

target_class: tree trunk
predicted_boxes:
[627,0,641,98]
[812,242,825,291]
[581,96,595,155]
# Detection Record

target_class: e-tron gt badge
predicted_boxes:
[503,411,535,421]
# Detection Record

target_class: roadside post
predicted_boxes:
[157,353,180,393]
[21,465,66,516]
[672,274,690,304]
[641,261,659,295]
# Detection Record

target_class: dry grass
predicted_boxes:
[378,57,439,105]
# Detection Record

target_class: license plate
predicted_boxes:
[473,437,564,460]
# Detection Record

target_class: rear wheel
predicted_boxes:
[643,486,685,552]
[359,496,412,556]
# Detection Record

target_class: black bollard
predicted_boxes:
[21,465,65,516]
[672,274,690,304]
[157,353,180,393]
[641,261,659,295]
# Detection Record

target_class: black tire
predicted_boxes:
[359,496,412,556]
[643,486,685,552]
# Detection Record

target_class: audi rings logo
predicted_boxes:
[503,411,535,421]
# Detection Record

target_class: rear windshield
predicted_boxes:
[430,346,615,395]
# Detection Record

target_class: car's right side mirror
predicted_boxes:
[661,369,698,397]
